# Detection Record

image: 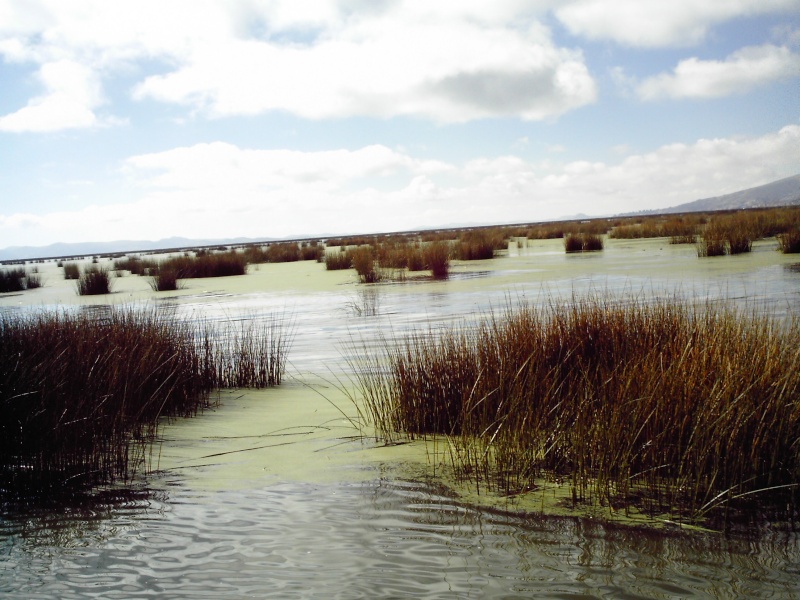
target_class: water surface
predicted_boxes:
[3,238,800,598]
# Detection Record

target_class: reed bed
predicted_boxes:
[112,256,155,275]
[696,208,800,257]
[0,268,41,293]
[157,251,248,278]
[351,246,381,283]
[610,216,701,242]
[777,229,800,253]
[350,296,800,522]
[62,262,81,279]
[452,229,508,260]
[148,268,181,292]
[325,249,354,270]
[564,233,604,252]
[424,241,450,280]
[0,307,293,494]
[76,266,112,295]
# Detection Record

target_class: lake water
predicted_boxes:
[2,238,800,598]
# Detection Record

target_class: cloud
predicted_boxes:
[132,15,596,122]
[2,125,798,246]
[555,0,800,47]
[0,60,108,132]
[0,1,596,126]
[636,44,800,100]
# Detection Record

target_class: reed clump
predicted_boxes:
[424,241,451,280]
[777,229,800,253]
[156,251,247,278]
[0,307,292,494]
[453,229,507,260]
[148,268,181,292]
[609,216,701,242]
[76,266,112,295]
[564,233,604,252]
[0,268,41,293]
[351,296,800,522]
[325,249,354,271]
[351,246,381,283]
[62,262,81,280]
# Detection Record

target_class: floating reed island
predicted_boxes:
[349,295,800,525]
[0,306,293,496]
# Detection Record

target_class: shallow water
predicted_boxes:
[3,478,799,599]
[3,238,800,598]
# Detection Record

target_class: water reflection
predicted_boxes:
[2,477,798,598]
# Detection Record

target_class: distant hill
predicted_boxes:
[662,174,800,214]
[0,236,277,262]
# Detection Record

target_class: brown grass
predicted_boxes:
[349,296,800,523]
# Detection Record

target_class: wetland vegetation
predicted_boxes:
[0,306,292,496]
[3,204,800,524]
[349,295,800,526]
[3,204,800,598]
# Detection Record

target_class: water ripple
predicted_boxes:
[5,478,798,598]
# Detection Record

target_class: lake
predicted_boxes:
[2,237,799,598]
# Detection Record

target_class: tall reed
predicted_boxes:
[76,266,112,295]
[351,246,381,283]
[0,307,293,494]
[777,229,800,253]
[564,233,604,252]
[350,296,800,522]
[424,241,451,279]
[0,268,40,293]
[62,262,80,280]
[325,249,354,270]
[453,229,507,260]
[155,251,247,278]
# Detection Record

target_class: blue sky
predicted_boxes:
[1,0,799,249]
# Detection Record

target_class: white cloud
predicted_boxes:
[2,125,797,246]
[636,44,800,100]
[0,1,596,126]
[131,14,596,122]
[556,0,800,47]
[0,60,107,132]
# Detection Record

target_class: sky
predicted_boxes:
[1,1,799,249]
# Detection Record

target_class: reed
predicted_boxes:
[325,249,354,271]
[62,262,80,280]
[564,233,604,252]
[76,266,112,295]
[266,242,300,263]
[351,246,381,283]
[350,296,800,522]
[424,241,451,279]
[148,268,181,292]
[113,256,157,275]
[0,307,293,494]
[0,268,30,293]
[156,251,247,278]
[24,271,42,289]
[777,229,800,253]
[300,244,324,262]
[453,229,507,260]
